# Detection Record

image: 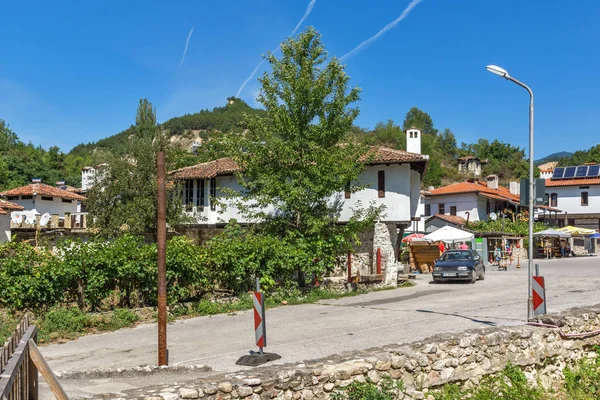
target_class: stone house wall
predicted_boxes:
[126,305,600,400]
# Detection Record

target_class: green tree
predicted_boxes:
[439,128,458,159]
[86,99,186,238]
[229,27,383,285]
[402,107,437,136]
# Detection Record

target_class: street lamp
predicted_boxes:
[486,64,534,319]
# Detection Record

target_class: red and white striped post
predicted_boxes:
[532,275,546,316]
[253,277,266,353]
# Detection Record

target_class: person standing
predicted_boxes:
[560,240,566,258]
[438,241,446,256]
[459,242,469,250]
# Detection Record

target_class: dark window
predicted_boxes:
[424,204,431,217]
[581,191,589,206]
[450,206,457,216]
[378,171,385,198]
[439,203,445,215]
[550,193,558,207]
[344,182,351,199]
[184,180,194,205]
[486,201,490,215]
[7,196,17,201]
[196,179,205,209]
[544,193,549,206]
[210,178,217,211]
[62,198,72,203]
[41,196,53,201]
[21,195,33,200]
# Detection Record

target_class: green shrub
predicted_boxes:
[38,307,89,341]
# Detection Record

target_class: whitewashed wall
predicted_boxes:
[183,163,421,225]
[8,196,78,217]
[425,193,489,221]
[547,185,600,214]
[0,214,11,243]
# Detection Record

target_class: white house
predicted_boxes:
[170,130,429,283]
[81,163,108,191]
[0,180,86,220]
[0,200,24,243]
[544,164,600,230]
[538,161,558,180]
[424,175,521,226]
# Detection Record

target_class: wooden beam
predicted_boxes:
[27,340,68,400]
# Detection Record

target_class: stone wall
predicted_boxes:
[126,305,600,400]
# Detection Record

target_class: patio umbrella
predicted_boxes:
[533,229,571,238]
[590,233,600,239]
[421,226,474,243]
[402,233,425,243]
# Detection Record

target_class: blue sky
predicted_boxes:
[1,0,599,158]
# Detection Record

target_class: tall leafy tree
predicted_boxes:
[402,107,437,136]
[86,99,185,238]
[229,27,383,284]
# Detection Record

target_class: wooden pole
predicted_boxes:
[28,340,66,400]
[157,151,168,366]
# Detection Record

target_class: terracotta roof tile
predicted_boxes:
[0,200,24,211]
[0,183,86,200]
[429,180,520,202]
[362,146,428,164]
[430,214,466,225]
[170,157,241,180]
[545,177,600,187]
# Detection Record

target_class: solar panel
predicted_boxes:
[576,166,589,177]
[588,165,600,177]
[564,166,576,178]
[552,167,565,179]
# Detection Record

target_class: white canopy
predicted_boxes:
[421,226,474,243]
[533,229,571,238]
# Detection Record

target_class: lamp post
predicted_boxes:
[486,65,534,319]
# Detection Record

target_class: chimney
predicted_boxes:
[32,178,42,184]
[486,175,499,190]
[509,181,520,195]
[406,127,421,154]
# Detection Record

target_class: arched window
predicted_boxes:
[581,191,589,206]
[550,193,558,208]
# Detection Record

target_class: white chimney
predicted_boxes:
[406,128,421,154]
[509,181,520,195]
[486,175,499,190]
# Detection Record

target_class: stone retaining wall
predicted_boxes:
[123,305,600,400]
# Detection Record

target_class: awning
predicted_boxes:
[533,229,571,238]
[557,226,596,235]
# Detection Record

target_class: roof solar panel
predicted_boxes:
[564,166,576,178]
[588,165,600,177]
[552,167,565,179]
[576,166,589,177]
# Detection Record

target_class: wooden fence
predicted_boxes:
[0,315,67,400]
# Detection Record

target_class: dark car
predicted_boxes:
[432,249,485,283]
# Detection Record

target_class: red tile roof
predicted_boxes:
[0,183,86,200]
[428,214,466,226]
[170,157,241,180]
[171,146,429,180]
[0,200,24,211]
[429,180,520,202]
[545,177,600,187]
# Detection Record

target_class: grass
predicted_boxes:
[0,283,412,345]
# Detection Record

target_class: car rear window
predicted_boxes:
[440,251,472,261]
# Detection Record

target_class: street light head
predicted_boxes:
[486,65,510,78]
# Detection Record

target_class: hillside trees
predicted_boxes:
[85,99,187,238]
[228,27,383,285]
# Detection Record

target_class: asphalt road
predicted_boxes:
[41,256,600,397]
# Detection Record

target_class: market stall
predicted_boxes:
[409,227,474,273]
[533,229,571,258]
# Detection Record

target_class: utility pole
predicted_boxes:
[157,151,168,365]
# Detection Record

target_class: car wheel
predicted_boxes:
[479,267,485,280]
[470,272,477,284]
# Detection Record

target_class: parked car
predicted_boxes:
[432,249,485,283]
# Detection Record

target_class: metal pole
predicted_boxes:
[506,75,534,320]
[157,151,168,366]
[256,277,264,354]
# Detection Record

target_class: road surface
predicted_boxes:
[41,256,600,397]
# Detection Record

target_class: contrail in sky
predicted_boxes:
[340,0,422,61]
[236,0,317,98]
[180,27,195,67]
